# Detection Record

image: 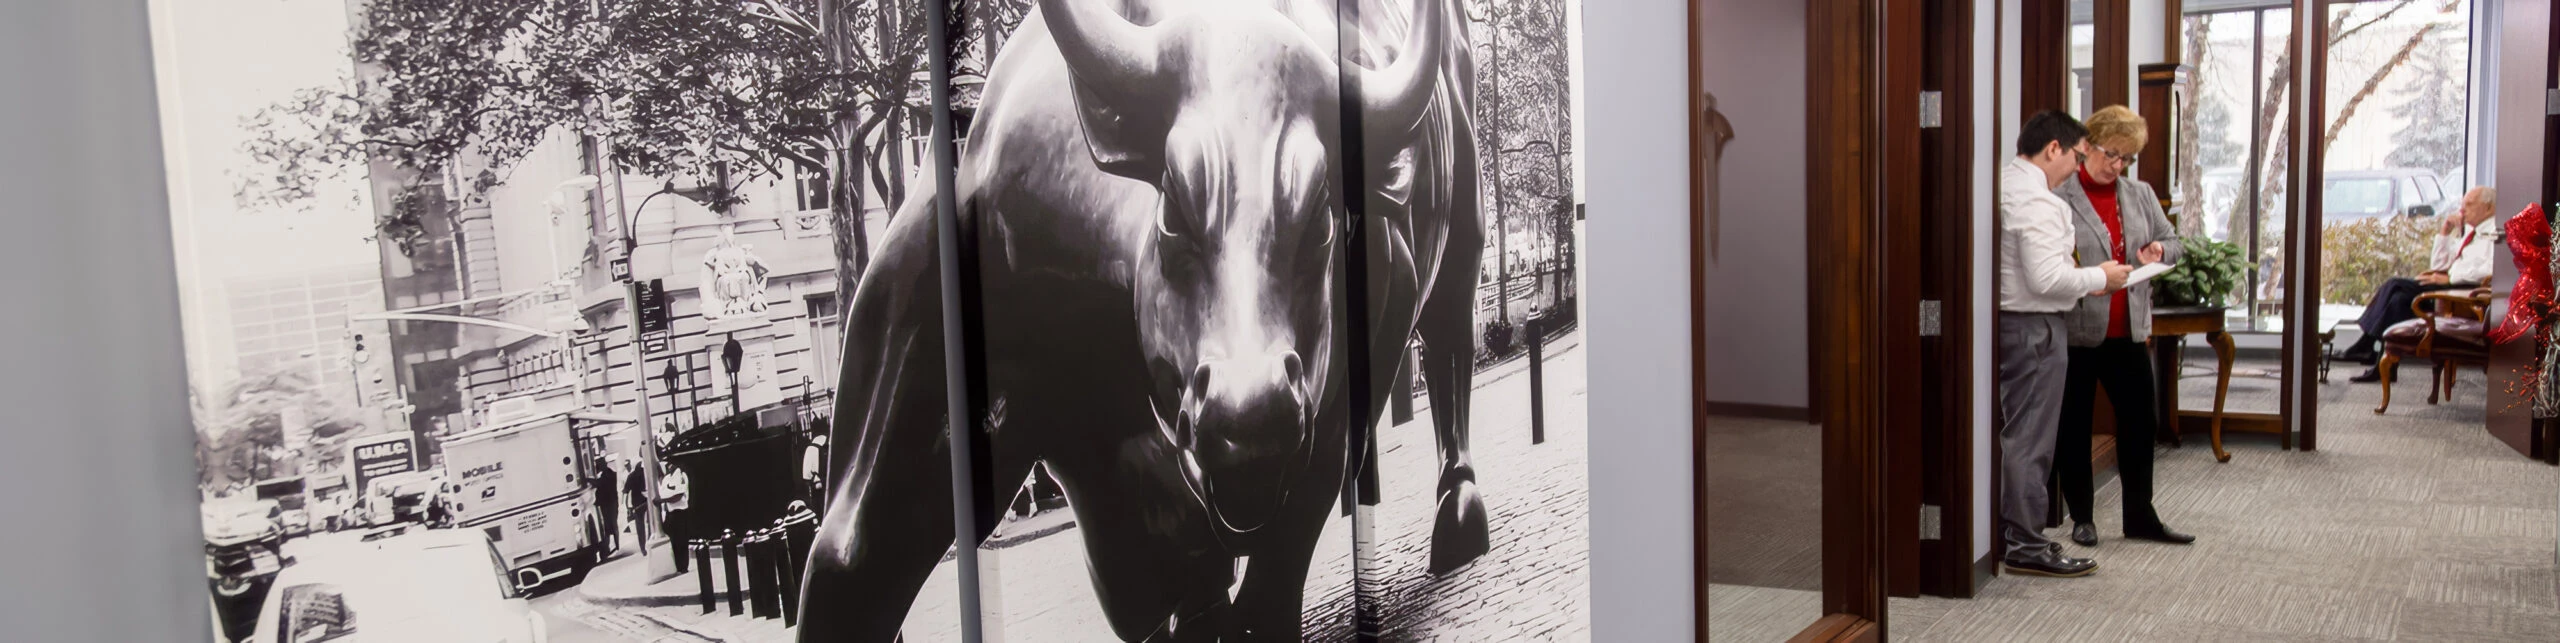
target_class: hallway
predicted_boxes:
[1887,364,2560,640]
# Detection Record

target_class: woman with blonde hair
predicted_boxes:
[2051,105,2195,547]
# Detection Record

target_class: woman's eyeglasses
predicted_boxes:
[2094,147,2139,165]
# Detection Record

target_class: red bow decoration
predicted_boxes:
[2491,203,2552,345]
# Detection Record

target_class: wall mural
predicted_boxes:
[149,0,1583,640]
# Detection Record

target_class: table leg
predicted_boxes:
[2208,330,2235,463]
[2153,337,2183,447]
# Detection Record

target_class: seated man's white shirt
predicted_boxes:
[2429,220,2498,285]
[1999,156,2107,312]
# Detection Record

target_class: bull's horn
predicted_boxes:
[1358,0,1446,137]
[1037,0,1169,101]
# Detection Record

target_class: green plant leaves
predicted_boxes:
[2154,235,2249,308]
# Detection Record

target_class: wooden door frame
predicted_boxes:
[1902,0,1984,600]
[1687,0,1896,638]
[2294,0,2321,451]
[1809,0,1893,630]
[1686,1,1713,639]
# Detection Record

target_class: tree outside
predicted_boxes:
[2171,0,2472,327]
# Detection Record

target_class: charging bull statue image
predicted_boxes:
[799,0,1486,639]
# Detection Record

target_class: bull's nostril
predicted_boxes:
[1190,363,1214,404]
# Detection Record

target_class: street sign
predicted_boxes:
[610,256,632,282]
[634,278,672,354]
[345,432,417,493]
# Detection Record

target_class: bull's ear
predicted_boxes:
[1038,0,1176,180]
[1065,75,1175,180]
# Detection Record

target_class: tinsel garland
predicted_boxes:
[2488,204,2558,417]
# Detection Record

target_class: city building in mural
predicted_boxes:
[151,0,1582,641]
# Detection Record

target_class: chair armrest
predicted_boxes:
[2413,290,2491,323]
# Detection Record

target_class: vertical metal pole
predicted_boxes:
[923,0,985,640]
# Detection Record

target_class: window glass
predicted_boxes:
[2326,179,2394,217]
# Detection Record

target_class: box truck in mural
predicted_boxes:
[443,408,600,593]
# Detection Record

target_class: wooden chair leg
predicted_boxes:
[2427,362,2444,405]
[2373,354,2400,414]
[2443,363,2460,401]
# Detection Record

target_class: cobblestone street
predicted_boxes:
[1358,332,1592,641]
[540,332,1588,642]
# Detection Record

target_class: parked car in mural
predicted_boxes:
[251,526,546,643]
[203,497,284,643]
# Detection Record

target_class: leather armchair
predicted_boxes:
[2373,283,2495,414]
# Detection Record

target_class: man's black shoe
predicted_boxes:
[2002,549,2097,578]
[2339,344,2377,364]
[2349,367,2388,383]
[2125,524,2196,545]
[2070,522,2098,547]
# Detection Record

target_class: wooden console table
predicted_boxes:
[2149,306,2286,462]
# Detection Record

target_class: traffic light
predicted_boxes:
[350,332,371,365]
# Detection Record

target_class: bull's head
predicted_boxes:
[1039,0,1444,533]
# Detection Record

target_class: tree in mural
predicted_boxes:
[197,372,368,489]
[236,0,932,317]
[1472,0,1574,334]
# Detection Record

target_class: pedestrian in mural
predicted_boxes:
[588,456,621,554]
[624,459,651,551]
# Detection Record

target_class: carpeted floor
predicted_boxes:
[1703,415,1824,592]
[1887,357,2560,641]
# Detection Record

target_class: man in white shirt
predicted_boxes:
[2342,186,2499,382]
[1997,111,2130,578]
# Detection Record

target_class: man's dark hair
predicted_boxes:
[2016,110,2088,158]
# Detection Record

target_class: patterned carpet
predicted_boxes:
[1708,358,2560,641]
[1892,357,2560,641]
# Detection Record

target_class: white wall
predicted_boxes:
[1585,0,1700,639]
[1975,0,2019,569]
[0,1,215,640]
[2127,0,2168,112]
[1695,1,1812,410]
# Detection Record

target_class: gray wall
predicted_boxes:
[0,0,215,640]
[1695,0,1811,411]
[4,0,1703,641]
[1584,0,1702,639]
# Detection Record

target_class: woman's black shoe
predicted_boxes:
[2125,524,2196,544]
[2070,522,2098,547]
[2002,549,2098,578]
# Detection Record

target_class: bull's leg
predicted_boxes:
[796,198,967,643]
[794,329,958,643]
[1416,280,1489,574]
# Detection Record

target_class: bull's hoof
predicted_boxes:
[1427,476,1490,574]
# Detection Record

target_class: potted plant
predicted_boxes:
[2153,235,2248,309]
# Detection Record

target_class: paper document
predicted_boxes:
[2125,262,2173,288]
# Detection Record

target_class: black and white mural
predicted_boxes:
[151,0,1580,640]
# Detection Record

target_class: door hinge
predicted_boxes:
[2547,88,2559,116]
[1919,300,1943,337]
[1919,504,1943,540]
[1919,91,1944,129]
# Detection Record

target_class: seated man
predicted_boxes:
[2341,186,2499,382]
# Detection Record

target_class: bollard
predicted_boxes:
[694,540,715,614]
[722,536,745,616]
[1528,322,1546,445]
